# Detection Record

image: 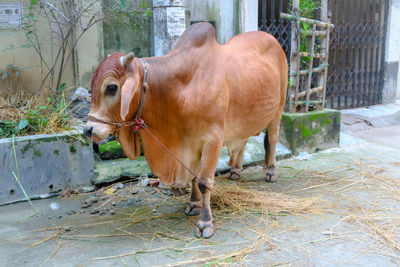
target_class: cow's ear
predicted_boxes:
[120,77,138,120]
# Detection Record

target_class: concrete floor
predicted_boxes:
[1,102,400,266]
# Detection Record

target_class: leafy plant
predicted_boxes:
[106,0,152,32]
[290,0,321,68]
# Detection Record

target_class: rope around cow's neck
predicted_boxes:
[88,58,212,191]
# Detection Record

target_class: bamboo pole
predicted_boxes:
[280,12,335,29]
[297,52,327,58]
[321,28,330,110]
[319,0,329,110]
[291,86,323,99]
[288,0,300,113]
[301,30,327,37]
[305,24,317,112]
[294,0,301,112]
[293,100,324,106]
[293,65,326,76]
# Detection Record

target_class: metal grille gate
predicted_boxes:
[258,0,291,60]
[258,0,389,110]
[327,0,389,109]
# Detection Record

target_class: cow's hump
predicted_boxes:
[172,22,216,52]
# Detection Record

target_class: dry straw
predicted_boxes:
[15,158,400,265]
[211,182,324,215]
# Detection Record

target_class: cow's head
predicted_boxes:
[84,52,142,159]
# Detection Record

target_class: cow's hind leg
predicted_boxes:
[227,139,248,180]
[194,134,223,238]
[185,179,202,216]
[264,116,281,182]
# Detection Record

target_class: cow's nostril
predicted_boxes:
[84,126,93,137]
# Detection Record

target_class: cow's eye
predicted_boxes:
[105,84,118,96]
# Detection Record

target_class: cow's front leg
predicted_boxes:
[195,178,214,238]
[194,136,222,238]
[185,180,202,216]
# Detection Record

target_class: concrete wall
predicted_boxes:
[0,131,94,205]
[185,0,258,45]
[0,0,103,91]
[75,1,104,88]
[153,0,186,56]
[385,0,400,101]
[102,0,152,58]
[0,0,70,92]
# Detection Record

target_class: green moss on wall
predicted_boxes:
[98,140,126,160]
[99,141,121,153]
[33,149,42,158]
[21,142,33,154]
[70,146,77,153]
[279,109,340,155]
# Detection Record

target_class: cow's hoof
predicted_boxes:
[194,221,214,238]
[185,203,201,216]
[228,169,241,180]
[265,166,277,183]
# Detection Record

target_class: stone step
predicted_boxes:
[93,136,292,185]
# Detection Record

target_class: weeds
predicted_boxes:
[0,84,75,138]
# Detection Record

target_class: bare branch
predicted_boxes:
[39,0,71,22]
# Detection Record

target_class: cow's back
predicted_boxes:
[220,31,288,140]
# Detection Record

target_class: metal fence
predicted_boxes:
[258,0,291,61]
[258,0,389,110]
[326,0,389,109]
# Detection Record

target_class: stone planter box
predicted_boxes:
[279,109,341,155]
[0,130,94,205]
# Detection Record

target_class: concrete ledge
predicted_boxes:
[0,131,94,205]
[93,136,292,185]
[279,109,341,155]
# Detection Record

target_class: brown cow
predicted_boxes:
[84,23,287,238]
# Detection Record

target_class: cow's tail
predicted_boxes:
[264,129,270,164]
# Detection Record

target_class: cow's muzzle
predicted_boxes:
[83,126,94,137]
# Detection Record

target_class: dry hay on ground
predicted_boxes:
[16,159,400,266]
[344,160,400,257]
[211,182,324,215]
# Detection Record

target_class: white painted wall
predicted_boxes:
[217,0,235,44]
[386,0,400,99]
[186,0,258,44]
[186,0,234,44]
[239,0,258,33]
